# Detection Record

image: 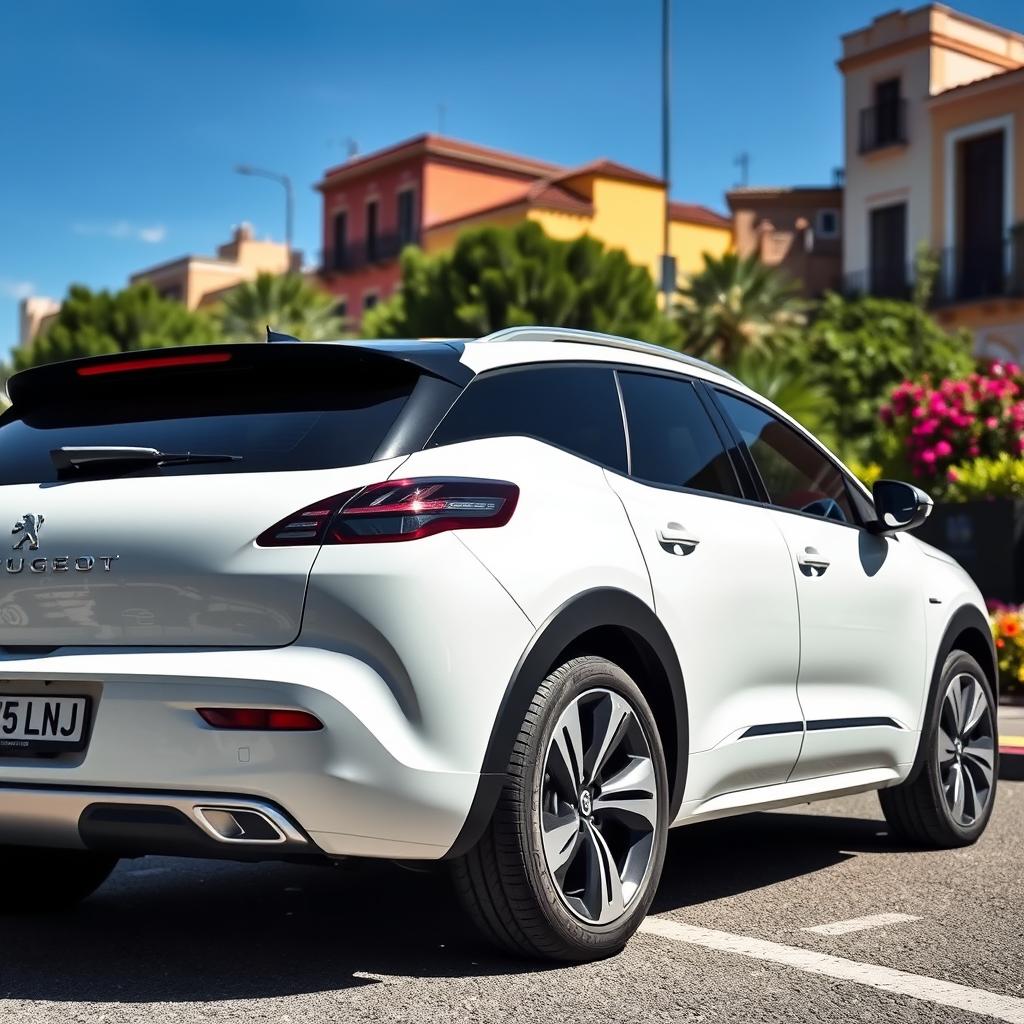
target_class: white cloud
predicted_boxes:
[72,220,167,244]
[0,279,35,300]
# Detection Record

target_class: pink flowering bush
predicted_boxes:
[879,361,1024,488]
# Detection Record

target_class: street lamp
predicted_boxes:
[659,0,675,314]
[234,164,294,255]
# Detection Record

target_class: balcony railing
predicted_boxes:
[843,235,1024,306]
[859,99,907,153]
[841,266,912,301]
[321,230,420,274]
[933,239,1024,306]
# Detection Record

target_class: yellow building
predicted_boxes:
[131,223,298,311]
[421,158,732,289]
[840,4,1024,357]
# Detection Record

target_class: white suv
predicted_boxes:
[0,327,997,961]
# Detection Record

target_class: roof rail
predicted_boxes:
[472,326,738,383]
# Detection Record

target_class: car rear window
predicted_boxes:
[0,346,420,484]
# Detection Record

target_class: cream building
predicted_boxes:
[841,4,1024,357]
[131,223,298,310]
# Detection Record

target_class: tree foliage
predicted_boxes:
[363,221,675,344]
[801,292,975,460]
[11,282,220,373]
[673,252,807,364]
[725,347,836,444]
[215,272,344,342]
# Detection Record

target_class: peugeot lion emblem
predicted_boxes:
[11,514,44,551]
[4,515,118,574]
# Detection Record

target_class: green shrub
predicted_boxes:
[945,453,1024,501]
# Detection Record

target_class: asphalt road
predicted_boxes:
[2,768,1022,1023]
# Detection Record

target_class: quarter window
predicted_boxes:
[618,372,740,496]
[429,365,627,472]
[716,391,855,524]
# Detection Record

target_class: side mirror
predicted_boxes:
[871,479,934,535]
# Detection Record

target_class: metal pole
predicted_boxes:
[234,164,293,257]
[284,175,294,255]
[660,0,674,314]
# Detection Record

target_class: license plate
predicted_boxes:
[0,695,90,754]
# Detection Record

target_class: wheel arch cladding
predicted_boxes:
[444,587,688,858]
[906,603,997,785]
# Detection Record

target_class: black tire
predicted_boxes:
[452,656,670,962]
[0,847,118,912]
[879,650,998,848]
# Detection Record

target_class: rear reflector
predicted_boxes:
[256,478,518,547]
[196,707,323,731]
[77,352,233,377]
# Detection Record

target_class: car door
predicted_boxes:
[713,388,927,782]
[606,370,803,818]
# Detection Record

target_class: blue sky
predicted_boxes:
[2,0,1022,356]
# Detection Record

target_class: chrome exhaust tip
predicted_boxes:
[194,805,290,844]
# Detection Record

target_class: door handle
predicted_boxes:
[797,546,830,574]
[658,524,700,555]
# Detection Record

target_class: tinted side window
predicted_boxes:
[716,390,856,524]
[429,365,627,472]
[619,372,740,496]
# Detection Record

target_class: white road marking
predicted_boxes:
[802,912,920,936]
[640,917,1024,1024]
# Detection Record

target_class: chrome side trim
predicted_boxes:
[0,785,310,851]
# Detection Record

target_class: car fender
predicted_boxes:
[444,587,688,858]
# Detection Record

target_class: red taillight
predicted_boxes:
[197,707,323,731]
[256,478,519,547]
[256,489,360,547]
[77,352,232,377]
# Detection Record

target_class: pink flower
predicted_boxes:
[947,468,959,482]
[920,449,937,465]
[934,440,952,457]
[986,416,999,430]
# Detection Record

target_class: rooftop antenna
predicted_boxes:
[734,151,750,187]
[266,326,301,344]
[346,137,358,160]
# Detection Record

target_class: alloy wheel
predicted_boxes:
[540,688,659,925]
[937,672,995,827]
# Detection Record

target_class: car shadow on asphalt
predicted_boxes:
[0,807,959,1002]
[652,809,902,911]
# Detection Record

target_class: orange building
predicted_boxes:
[315,134,731,324]
[727,186,844,296]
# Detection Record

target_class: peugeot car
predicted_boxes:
[0,326,997,961]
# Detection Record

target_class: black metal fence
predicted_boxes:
[844,235,1024,307]
[321,230,420,273]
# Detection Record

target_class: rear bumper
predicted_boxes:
[0,784,317,860]
[0,646,493,859]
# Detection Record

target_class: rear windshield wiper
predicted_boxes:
[50,446,243,472]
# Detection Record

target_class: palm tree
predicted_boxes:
[725,347,836,444]
[673,252,807,365]
[216,272,344,342]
